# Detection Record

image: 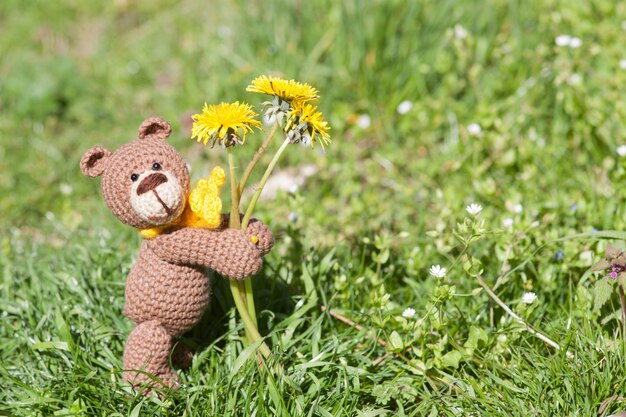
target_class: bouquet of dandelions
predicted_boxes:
[190,75,330,358]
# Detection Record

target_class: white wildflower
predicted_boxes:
[521,292,537,304]
[466,203,483,216]
[467,123,482,136]
[59,183,73,195]
[554,35,581,48]
[569,37,582,48]
[402,307,416,318]
[429,265,447,278]
[355,114,371,129]
[513,204,523,214]
[502,218,514,228]
[555,35,571,47]
[620,59,626,70]
[617,145,626,157]
[454,24,468,39]
[567,73,581,85]
[397,100,413,115]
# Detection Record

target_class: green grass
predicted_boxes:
[3,0,626,415]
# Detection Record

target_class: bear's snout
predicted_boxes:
[137,173,168,195]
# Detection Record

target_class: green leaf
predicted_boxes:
[231,338,264,375]
[465,326,488,352]
[388,331,404,353]
[440,350,463,369]
[593,278,614,312]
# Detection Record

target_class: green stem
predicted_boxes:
[241,137,290,230]
[227,148,271,358]
[238,123,278,197]
[244,278,257,326]
[227,150,241,230]
[476,275,572,357]
[230,279,271,358]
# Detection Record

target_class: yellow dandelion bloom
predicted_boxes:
[246,75,319,103]
[287,101,331,149]
[191,102,261,147]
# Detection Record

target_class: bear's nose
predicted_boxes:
[137,173,168,195]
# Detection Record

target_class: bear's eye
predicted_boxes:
[152,162,161,171]
[130,173,139,181]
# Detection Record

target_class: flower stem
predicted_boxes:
[618,283,626,338]
[238,123,278,197]
[230,279,271,358]
[244,278,257,326]
[226,148,271,359]
[241,137,290,230]
[227,149,241,230]
[476,275,572,358]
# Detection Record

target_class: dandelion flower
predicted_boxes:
[285,101,331,149]
[466,203,483,216]
[402,307,416,318]
[521,292,537,304]
[247,75,319,103]
[429,265,447,278]
[191,102,261,147]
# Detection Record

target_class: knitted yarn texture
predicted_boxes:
[80,117,273,391]
[139,166,226,239]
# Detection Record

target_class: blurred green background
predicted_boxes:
[3,0,626,415]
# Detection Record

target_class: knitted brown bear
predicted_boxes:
[80,117,273,390]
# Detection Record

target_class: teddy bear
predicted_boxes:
[80,117,273,389]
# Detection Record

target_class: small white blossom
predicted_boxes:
[521,292,537,304]
[402,307,416,318]
[569,37,582,48]
[513,204,523,214]
[555,35,571,47]
[429,265,447,278]
[617,145,626,157]
[620,59,626,70]
[555,35,581,48]
[567,73,581,85]
[397,100,413,115]
[467,123,482,136]
[355,114,371,129]
[59,183,73,195]
[502,218,514,228]
[466,203,483,216]
[454,24,468,39]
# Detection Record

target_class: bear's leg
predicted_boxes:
[122,320,179,390]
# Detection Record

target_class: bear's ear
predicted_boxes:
[138,117,172,141]
[80,146,112,177]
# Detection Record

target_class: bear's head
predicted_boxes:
[80,117,190,229]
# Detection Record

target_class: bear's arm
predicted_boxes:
[147,227,264,280]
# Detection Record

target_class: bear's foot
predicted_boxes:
[123,320,179,392]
